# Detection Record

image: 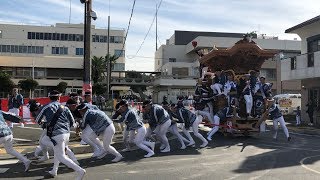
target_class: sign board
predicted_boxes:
[279,98,292,107]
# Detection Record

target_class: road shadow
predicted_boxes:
[1,125,320,178]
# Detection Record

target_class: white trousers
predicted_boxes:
[8,108,22,128]
[211,83,222,94]
[273,116,290,139]
[296,115,301,125]
[207,115,220,139]
[182,116,207,144]
[0,135,29,164]
[82,124,121,157]
[206,103,214,119]
[101,124,122,157]
[168,123,189,147]
[51,133,82,172]
[134,126,154,154]
[198,110,213,124]
[123,128,135,149]
[81,125,103,154]
[244,94,253,114]
[145,126,153,139]
[154,120,171,149]
[40,133,78,172]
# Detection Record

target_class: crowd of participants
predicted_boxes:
[0,68,292,179]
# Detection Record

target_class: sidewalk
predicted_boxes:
[266,119,320,136]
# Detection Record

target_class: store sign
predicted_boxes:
[279,98,292,107]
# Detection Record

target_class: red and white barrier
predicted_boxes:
[1,96,70,124]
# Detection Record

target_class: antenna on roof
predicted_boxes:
[69,0,72,24]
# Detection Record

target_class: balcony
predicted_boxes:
[111,77,153,86]
[153,75,198,87]
[281,51,320,80]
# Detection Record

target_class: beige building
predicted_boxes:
[0,23,125,97]
[281,15,320,124]
[153,31,301,103]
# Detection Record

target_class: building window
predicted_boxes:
[16,67,32,77]
[31,32,35,39]
[114,36,123,43]
[27,32,115,43]
[99,35,105,42]
[0,30,2,38]
[1,67,13,76]
[109,36,123,43]
[112,63,125,71]
[260,69,276,80]
[169,58,176,62]
[290,57,297,70]
[34,68,45,77]
[75,48,84,55]
[75,34,80,41]
[308,53,314,67]
[172,67,189,77]
[309,89,319,108]
[114,49,125,57]
[52,47,68,55]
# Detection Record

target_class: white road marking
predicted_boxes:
[299,155,320,175]
[0,159,19,174]
[16,126,43,130]
[16,126,76,133]
[13,138,33,142]
[226,174,241,180]
[249,169,271,180]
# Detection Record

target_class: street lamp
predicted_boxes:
[80,0,97,97]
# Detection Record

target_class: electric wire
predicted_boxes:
[132,0,162,58]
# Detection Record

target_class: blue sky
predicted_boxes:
[1,0,320,71]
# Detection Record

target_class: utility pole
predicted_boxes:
[106,16,111,99]
[83,0,92,95]
[155,3,158,51]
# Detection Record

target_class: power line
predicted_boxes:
[157,34,162,46]
[119,0,136,57]
[133,0,162,57]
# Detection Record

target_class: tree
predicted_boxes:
[0,71,15,96]
[18,79,38,98]
[56,81,68,94]
[92,83,107,95]
[126,71,147,100]
[105,54,119,70]
[91,56,106,84]
[91,54,119,85]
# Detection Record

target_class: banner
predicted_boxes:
[1,96,70,124]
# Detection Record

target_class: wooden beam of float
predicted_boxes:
[199,39,278,74]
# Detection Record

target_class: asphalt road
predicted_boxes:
[1,129,320,180]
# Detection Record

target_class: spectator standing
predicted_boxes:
[296,106,301,126]
[8,88,24,128]
[306,99,315,126]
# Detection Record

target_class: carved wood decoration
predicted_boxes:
[199,39,278,74]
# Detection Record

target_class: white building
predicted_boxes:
[0,23,125,97]
[281,15,320,124]
[153,31,301,103]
